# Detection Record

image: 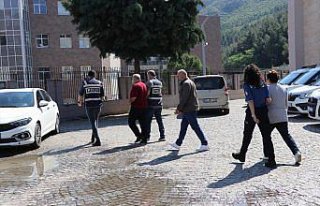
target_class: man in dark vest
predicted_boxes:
[146,70,165,141]
[78,70,104,146]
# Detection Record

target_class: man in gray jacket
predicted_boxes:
[170,69,209,151]
[267,70,301,164]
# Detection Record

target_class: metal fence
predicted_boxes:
[0,67,121,105]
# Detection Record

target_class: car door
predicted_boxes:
[40,90,56,131]
[36,90,51,134]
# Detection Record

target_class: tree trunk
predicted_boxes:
[134,59,140,74]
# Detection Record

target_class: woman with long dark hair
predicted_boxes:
[232,64,276,168]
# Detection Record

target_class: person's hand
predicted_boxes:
[266,97,272,105]
[252,115,260,124]
[175,109,181,115]
[77,101,82,107]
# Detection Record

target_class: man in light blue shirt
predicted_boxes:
[267,70,301,164]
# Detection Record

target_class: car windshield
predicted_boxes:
[194,77,225,90]
[0,92,34,108]
[279,72,306,85]
[293,69,320,85]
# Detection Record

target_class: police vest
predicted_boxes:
[83,79,103,107]
[148,79,163,108]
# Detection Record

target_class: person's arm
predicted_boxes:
[248,100,259,124]
[177,82,191,112]
[265,86,272,105]
[129,85,138,104]
[78,81,85,107]
[100,82,105,101]
[146,81,151,97]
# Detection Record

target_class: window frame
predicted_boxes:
[57,1,70,16]
[36,34,49,48]
[33,0,47,15]
[59,34,72,48]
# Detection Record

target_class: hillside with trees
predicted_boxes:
[200,0,288,69]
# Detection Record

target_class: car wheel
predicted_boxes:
[53,115,60,134]
[31,123,42,149]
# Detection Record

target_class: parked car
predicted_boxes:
[193,75,229,114]
[287,79,320,114]
[286,67,320,91]
[308,89,320,120]
[279,68,309,85]
[0,88,60,148]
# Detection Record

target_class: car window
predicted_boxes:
[293,69,320,85]
[40,90,52,102]
[36,91,44,104]
[279,72,306,85]
[194,77,225,90]
[0,92,34,107]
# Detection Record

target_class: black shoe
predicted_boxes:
[134,138,141,143]
[158,137,166,141]
[92,138,101,147]
[264,160,277,168]
[91,135,95,143]
[139,140,148,145]
[232,152,246,162]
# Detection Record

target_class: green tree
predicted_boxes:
[64,0,204,73]
[167,53,202,73]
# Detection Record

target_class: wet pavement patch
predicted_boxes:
[0,155,58,183]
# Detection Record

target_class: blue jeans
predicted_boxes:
[270,122,300,155]
[85,106,102,141]
[146,107,165,139]
[175,111,208,146]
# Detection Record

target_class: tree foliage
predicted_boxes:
[167,53,202,73]
[223,12,288,70]
[64,0,204,73]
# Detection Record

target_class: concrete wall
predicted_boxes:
[288,0,320,70]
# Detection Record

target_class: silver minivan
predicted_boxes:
[193,75,229,114]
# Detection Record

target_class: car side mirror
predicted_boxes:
[39,100,49,107]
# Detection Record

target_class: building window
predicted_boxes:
[79,34,90,48]
[0,32,6,45]
[34,0,47,15]
[80,65,91,78]
[61,66,73,80]
[58,1,70,15]
[36,34,48,48]
[38,67,50,89]
[60,34,72,48]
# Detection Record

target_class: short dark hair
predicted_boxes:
[267,70,279,83]
[243,64,261,87]
[88,70,96,78]
[147,70,156,77]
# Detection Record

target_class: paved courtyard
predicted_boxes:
[0,99,320,206]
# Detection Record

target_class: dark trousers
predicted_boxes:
[85,106,101,142]
[270,122,299,155]
[128,107,147,141]
[146,107,165,139]
[175,111,208,146]
[240,107,275,160]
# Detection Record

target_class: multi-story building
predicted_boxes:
[0,0,119,88]
[288,0,320,70]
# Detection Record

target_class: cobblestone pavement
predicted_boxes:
[0,99,320,206]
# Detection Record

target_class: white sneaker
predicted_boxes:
[196,145,209,152]
[169,143,180,151]
[294,151,302,164]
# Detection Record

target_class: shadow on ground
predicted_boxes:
[0,146,33,158]
[138,150,201,166]
[60,114,172,133]
[197,110,229,118]
[207,161,298,189]
[303,124,320,134]
[288,115,316,123]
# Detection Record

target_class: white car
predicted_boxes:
[0,88,60,148]
[193,75,229,114]
[287,80,320,114]
[308,89,320,120]
[285,67,320,92]
[279,68,309,86]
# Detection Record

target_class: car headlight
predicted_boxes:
[299,93,309,99]
[10,118,32,128]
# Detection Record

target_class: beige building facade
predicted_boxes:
[288,0,320,70]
